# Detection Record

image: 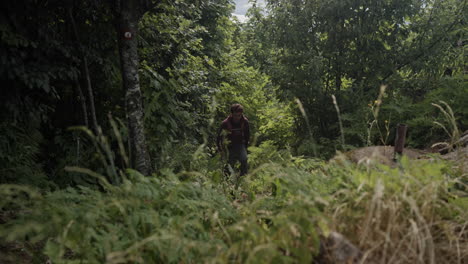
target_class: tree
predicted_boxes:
[68,2,98,131]
[243,0,466,154]
[113,0,153,175]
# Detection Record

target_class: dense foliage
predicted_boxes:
[243,0,467,156]
[0,0,467,263]
[1,148,467,263]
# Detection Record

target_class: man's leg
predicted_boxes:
[228,144,248,175]
[239,145,248,176]
[227,146,238,175]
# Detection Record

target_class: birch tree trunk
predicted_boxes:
[115,0,152,175]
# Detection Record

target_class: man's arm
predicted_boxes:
[216,126,223,152]
[216,122,227,152]
[244,120,250,147]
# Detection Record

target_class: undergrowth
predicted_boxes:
[1,148,467,263]
[1,115,467,263]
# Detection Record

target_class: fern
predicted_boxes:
[0,123,51,189]
[1,128,466,263]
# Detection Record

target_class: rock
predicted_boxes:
[315,232,362,264]
[442,145,468,175]
[436,130,468,154]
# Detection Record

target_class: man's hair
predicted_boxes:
[230,103,244,113]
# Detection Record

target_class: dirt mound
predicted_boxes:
[332,144,467,174]
[336,146,425,166]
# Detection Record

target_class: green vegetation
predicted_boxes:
[0,0,467,263]
[1,148,467,263]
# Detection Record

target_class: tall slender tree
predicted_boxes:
[114,0,153,175]
[68,4,99,132]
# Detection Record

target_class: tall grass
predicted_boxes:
[1,124,467,263]
[367,85,391,146]
[431,101,463,152]
[332,95,345,151]
[329,155,468,263]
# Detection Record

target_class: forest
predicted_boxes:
[0,0,467,263]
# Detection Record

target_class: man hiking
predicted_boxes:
[217,103,250,177]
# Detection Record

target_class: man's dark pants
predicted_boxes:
[228,144,248,176]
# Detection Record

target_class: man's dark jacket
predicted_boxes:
[216,115,250,150]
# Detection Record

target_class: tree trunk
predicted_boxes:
[82,57,99,132]
[74,80,89,127]
[115,0,152,175]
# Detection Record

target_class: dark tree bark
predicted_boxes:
[114,0,152,175]
[82,56,99,132]
[74,80,89,127]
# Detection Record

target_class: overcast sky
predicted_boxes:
[232,0,265,22]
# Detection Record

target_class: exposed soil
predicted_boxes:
[350,145,424,160]
[335,144,467,174]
